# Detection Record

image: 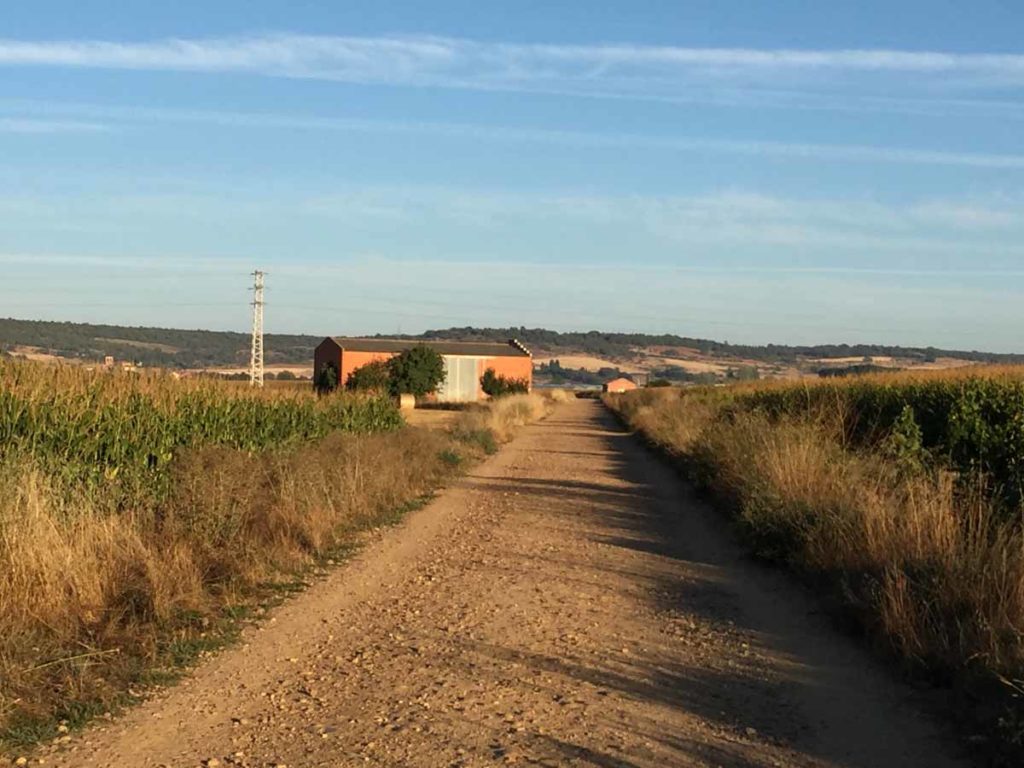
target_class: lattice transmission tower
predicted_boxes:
[249,270,265,387]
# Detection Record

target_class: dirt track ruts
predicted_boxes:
[43,399,968,767]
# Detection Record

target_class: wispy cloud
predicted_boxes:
[0,34,1022,111]
[4,100,1024,170]
[9,184,1023,254]
[0,117,107,133]
[293,187,1024,270]
[1,35,1022,77]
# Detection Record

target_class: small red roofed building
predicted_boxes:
[602,377,638,394]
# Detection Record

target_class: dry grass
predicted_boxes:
[607,387,719,454]
[0,428,457,739]
[694,412,1024,673]
[606,383,1024,761]
[537,388,574,404]
[454,393,560,444]
[403,409,462,428]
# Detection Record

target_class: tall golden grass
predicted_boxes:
[0,428,457,741]
[455,391,565,443]
[607,376,1024,763]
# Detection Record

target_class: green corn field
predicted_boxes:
[734,369,1024,514]
[616,366,1024,516]
[0,358,403,504]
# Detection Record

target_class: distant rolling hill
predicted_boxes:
[0,318,319,369]
[2,318,1022,374]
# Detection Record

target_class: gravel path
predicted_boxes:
[42,400,967,767]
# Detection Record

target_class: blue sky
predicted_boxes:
[2,1,1023,350]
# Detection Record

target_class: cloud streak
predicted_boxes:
[12,183,1018,263]
[4,100,1024,169]
[1,35,1022,75]
[0,34,1022,108]
[0,117,107,133]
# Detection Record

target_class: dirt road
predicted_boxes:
[43,400,967,767]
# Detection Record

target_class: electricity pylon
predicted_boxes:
[249,270,265,387]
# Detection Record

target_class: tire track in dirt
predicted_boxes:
[41,400,968,767]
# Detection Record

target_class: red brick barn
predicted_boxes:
[314,338,533,402]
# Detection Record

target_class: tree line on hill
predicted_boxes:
[413,327,1024,365]
[3,317,1023,370]
[0,318,319,369]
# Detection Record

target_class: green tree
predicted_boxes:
[346,360,391,393]
[387,345,446,397]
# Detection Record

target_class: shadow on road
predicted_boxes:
[443,402,959,768]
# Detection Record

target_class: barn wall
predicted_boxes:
[339,350,397,387]
[316,338,532,397]
[602,378,638,393]
[481,356,534,390]
[313,339,342,384]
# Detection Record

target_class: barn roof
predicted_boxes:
[327,337,531,357]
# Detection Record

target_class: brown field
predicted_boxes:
[811,355,896,365]
[645,355,731,374]
[911,357,980,370]
[8,346,75,364]
[198,364,314,378]
[533,354,626,372]
[92,337,182,354]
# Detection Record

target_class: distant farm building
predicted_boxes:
[314,338,532,403]
[603,377,638,394]
[628,372,650,387]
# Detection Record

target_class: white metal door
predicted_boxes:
[438,356,480,402]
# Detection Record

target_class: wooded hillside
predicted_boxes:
[2,318,1021,368]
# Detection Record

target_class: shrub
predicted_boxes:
[387,345,446,397]
[346,360,391,393]
[480,367,530,397]
[539,388,573,403]
[455,393,550,443]
[881,404,929,476]
[315,363,339,394]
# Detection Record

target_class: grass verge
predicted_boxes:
[606,383,1024,766]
